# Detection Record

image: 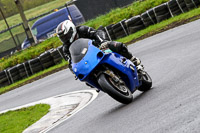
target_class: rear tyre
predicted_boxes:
[138,71,152,92]
[98,73,133,104]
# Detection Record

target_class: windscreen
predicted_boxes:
[69,38,89,63]
[31,28,37,36]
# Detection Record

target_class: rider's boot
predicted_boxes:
[130,56,144,72]
[130,56,141,66]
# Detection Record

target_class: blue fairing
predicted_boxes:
[71,39,139,92]
[100,53,139,92]
[72,40,104,78]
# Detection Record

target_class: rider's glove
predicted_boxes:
[64,54,70,61]
[100,41,110,50]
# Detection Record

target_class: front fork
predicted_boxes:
[96,68,124,86]
[137,65,146,86]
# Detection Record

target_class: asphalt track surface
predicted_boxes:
[1,19,200,133]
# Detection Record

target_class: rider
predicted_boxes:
[56,20,141,71]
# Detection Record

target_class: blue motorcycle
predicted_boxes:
[70,38,152,104]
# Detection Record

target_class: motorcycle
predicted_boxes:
[69,38,152,104]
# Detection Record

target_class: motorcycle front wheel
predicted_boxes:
[98,73,133,104]
[138,71,152,92]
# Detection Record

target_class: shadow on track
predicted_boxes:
[103,87,155,115]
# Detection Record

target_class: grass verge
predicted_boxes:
[0,0,69,31]
[118,7,200,44]
[84,0,168,29]
[0,104,50,133]
[0,37,62,71]
[0,0,69,45]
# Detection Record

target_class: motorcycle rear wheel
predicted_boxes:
[98,73,133,104]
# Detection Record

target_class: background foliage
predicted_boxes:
[0,0,56,19]
[84,0,169,29]
[0,37,61,71]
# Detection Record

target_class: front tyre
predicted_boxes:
[98,74,133,104]
[138,71,152,92]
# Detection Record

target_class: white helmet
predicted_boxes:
[56,20,77,45]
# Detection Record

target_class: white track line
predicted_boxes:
[0,90,98,133]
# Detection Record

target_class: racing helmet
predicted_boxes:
[56,20,77,45]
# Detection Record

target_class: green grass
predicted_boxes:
[84,0,169,29]
[0,60,68,95]
[0,0,56,18]
[118,7,200,43]
[0,104,50,133]
[0,31,25,53]
[0,37,62,71]
[0,0,69,43]
[0,0,68,31]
